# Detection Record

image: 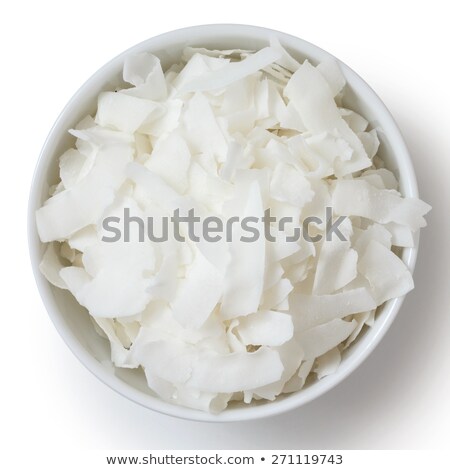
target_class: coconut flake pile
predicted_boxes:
[36,40,431,413]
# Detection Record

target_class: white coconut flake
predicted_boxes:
[299,318,357,360]
[358,240,414,304]
[297,359,315,388]
[146,250,179,302]
[250,337,304,400]
[333,179,431,230]
[260,278,293,311]
[340,108,368,133]
[358,129,380,159]
[70,125,134,147]
[60,242,76,263]
[186,347,284,393]
[353,223,392,253]
[384,222,415,247]
[344,311,372,348]
[123,52,167,101]
[292,288,376,330]
[316,60,346,97]
[224,320,245,353]
[236,310,294,347]
[59,148,92,189]
[39,242,68,289]
[284,61,371,176]
[170,250,223,329]
[181,47,252,62]
[312,240,358,295]
[305,132,354,167]
[178,47,282,93]
[134,339,198,384]
[173,53,230,90]
[96,92,163,134]
[68,225,98,252]
[181,92,228,162]
[279,101,306,132]
[126,161,180,208]
[270,162,314,209]
[94,318,135,367]
[62,251,154,318]
[221,180,266,319]
[36,143,133,242]
[362,168,399,191]
[314,347,341,379]
[145,131,191,193]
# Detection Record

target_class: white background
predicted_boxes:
[1,0,449,452]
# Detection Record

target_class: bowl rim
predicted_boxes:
[28,23,420,423]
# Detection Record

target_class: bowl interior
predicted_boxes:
[28,24,418,422]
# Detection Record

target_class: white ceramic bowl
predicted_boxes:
[28,24,419,422]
